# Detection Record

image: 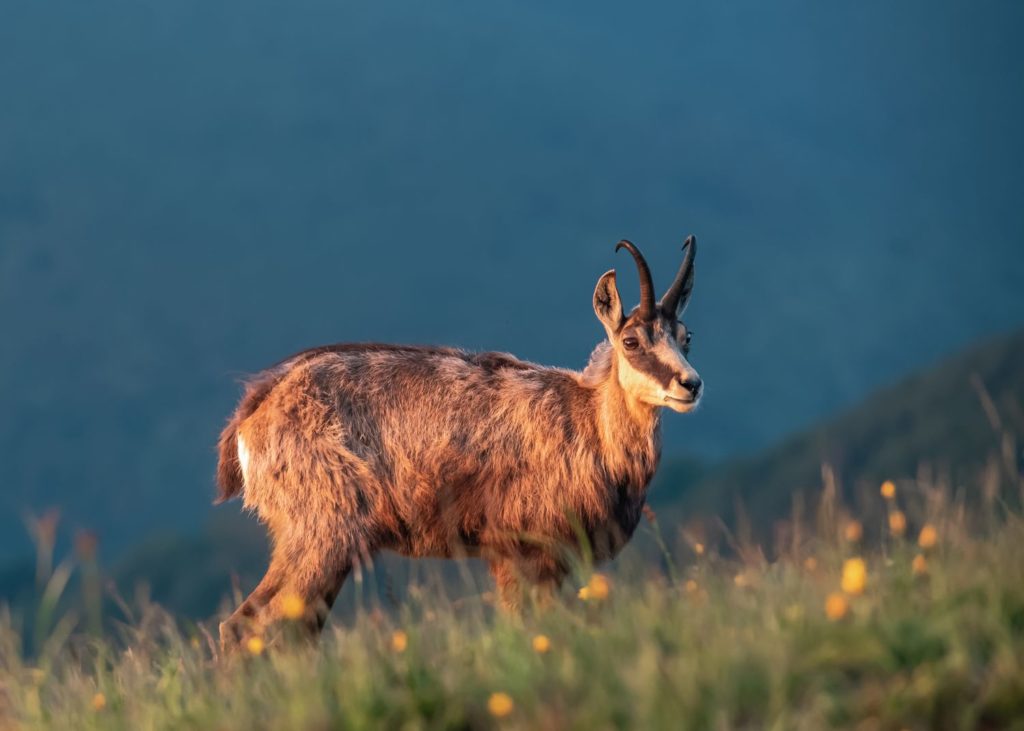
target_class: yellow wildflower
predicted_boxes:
[841,558,867,595]
[889,510,907,537]
[825,592,849,621]
[579,574,610,601]
[918,523,938,549]
[246,636,265,656]
[843,520,863,543]
[880,480,896,499]
[694,542,705,556]
[91,693,106,711]
[391,630,408,653]
[280,592,305,621]
[912,553,928,576]
[685,579,699,594]
[532,634,551,654]
[487,692,514,718]
[803,556,818,572]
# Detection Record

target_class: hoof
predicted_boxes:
[219,618,246,655]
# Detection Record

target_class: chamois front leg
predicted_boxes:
[489,555,566,613]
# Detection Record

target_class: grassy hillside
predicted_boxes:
[670,328,1024,530]
[1,479,1023,730]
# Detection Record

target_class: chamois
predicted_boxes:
[216,238,701,649]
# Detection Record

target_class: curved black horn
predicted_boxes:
[615,240,656,321]
[660,234,697,317]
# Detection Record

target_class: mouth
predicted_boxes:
[663,395,699,411]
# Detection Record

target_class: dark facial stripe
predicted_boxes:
[623,349,678,389]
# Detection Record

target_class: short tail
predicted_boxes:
[214,370,285,504]
[215,414,245,504]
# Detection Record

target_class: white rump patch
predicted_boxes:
[237,434,251,485]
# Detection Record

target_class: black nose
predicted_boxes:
[679,376,702,398]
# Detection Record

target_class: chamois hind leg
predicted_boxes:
[219,565,282,653]
[220,528,356,653]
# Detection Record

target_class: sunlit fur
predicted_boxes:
[216,251,699,651]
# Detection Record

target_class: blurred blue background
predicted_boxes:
[1,0,1022,563]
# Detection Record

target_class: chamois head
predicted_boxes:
[593,237,702,413]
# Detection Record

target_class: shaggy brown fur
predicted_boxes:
[216,239,702,650]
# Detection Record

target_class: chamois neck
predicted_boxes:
[598,360,660,436]
[581,341,662,486]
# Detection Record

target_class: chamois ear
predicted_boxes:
[593,270,624,334]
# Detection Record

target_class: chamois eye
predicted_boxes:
[684,331,693,347]
[623,337,640,350]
